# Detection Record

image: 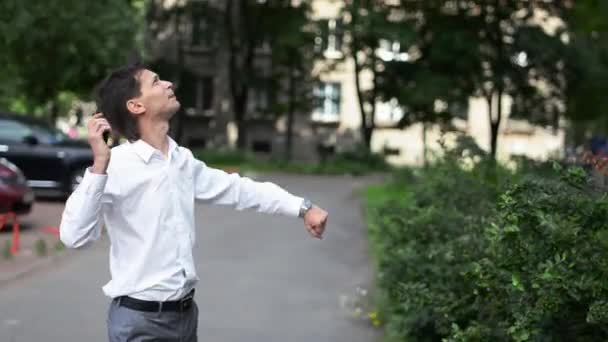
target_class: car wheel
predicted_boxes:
[70,167,87,192]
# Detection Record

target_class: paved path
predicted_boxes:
[0,174,382,342]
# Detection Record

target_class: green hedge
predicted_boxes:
[365,139,608,341]
[192,147,391,175]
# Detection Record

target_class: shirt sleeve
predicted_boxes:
[191,156,303,218]
[59,168,111,248]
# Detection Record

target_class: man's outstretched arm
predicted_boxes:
[191,154,328,239]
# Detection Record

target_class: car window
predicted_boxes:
[29,124,69,144]
[0,119,34,142]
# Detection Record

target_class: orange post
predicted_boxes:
[0,212,20,255]
[10,213,19,255]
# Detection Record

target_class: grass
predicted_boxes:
[192,148,394,176]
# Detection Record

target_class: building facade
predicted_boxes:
[147,0,564,165]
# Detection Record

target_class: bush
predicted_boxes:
[35,238,47,257]
[192,148,250,166]
[462,167,608,341]
[3,239,12,260]
[366,138,608,341]
[367,137,508,341]
[193,146,392,175]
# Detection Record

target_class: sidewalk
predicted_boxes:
[0,201,68,286]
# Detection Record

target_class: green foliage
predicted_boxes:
[321,146,391,175]
[339,1,608,157]
[192,147,391,176]
[0,0,144,116]
[365,139,608,341]
[54,240,65,252]
[35,238,48,257]
[194,148,251,166]
[3,240,12,260]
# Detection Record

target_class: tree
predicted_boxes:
[562,1,608,132]
[0,0,144,122]
[340,0,387,152]
[341,0,464,153]
[223,0,265,150]
[223,0,316,151]
[266,1,315,161]
[383,1,577,159]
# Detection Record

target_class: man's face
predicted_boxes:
[130,69,180,119]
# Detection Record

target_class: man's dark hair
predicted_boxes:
[94,63,146,142]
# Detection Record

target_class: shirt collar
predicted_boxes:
[130,136,179,163]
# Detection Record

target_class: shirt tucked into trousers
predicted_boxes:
[60,137,303,341]
[107,298,199,342]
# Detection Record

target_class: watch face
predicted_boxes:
[304,199,312,209]
[300,199,312,217]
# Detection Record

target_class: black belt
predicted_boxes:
[117,289,195,312]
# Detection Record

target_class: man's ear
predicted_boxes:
[126,99,145,116]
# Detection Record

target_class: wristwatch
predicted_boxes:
[298,198,313,218]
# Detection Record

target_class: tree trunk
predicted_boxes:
[487,93,503,159]
[350,6,371,152]
[352,46,373,151]
[285,62,296,162]
[173,8,185,144]
[225,0,256,151]
[363,126,373,151]
[49,100,59,126]
[234,94,248,150]
[422,122,428,166]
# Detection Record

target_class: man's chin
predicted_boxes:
[167,102,181,117]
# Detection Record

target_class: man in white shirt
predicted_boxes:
[60,63,328,342]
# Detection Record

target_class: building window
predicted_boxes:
[449,101,468,120]
[190,2,214,47]
[312,82,341,122]
[315,19,343,58]
[247,87,270,114]
[376,98,404,123]
[182,74,214,116]
[376,39,409,62]
[196,76,214,112]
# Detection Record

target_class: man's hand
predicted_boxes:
[304,206,328,239]
[88,113,112,174]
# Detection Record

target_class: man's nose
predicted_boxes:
[164,80,173,89]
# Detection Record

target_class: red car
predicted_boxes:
[0,158,33,215]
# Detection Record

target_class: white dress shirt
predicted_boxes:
[59,137,303,301]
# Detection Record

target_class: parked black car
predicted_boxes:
[0,112,93,196]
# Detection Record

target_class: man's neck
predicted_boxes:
[138,120,170,157]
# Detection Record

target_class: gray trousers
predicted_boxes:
[107,298,198,342]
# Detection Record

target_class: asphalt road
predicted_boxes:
[0,173,382,342]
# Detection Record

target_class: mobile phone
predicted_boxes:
[92,111,110,144]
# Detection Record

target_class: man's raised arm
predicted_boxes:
[59,113,113,248]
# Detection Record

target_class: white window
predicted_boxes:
[247,87,269,114]
[326,19,342,54]
[376,39,409,62]
[376,98,404,123]
[315,19,343,59]
[184,76,214,116]
[196,77,214,112]
[312,82,341,122]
